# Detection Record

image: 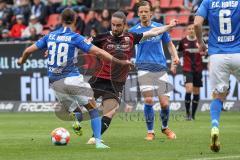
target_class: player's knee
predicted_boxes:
[193,88,200,95]
[103,99,119,108]
[212,85,229,100]
[212,92,226,101]
[185,86,193,93]
[144,97,154,105]
[212,88,228,101]
[103,99,119,118]
[160,98,169,108]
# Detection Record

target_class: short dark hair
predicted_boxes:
[138,0,152,11]
[112,11,126,23]
[61,8,76,25]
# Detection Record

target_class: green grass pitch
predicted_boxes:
[0,112,239,160]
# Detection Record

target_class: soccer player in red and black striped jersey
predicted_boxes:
[86,11,178,144]
[178,24,203,120]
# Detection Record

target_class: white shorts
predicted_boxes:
[209,54,240,94]
[137,70,173,97]
[51,75,93,112]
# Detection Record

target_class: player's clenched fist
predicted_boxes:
[172,56,180,65]
[169,19,178,28]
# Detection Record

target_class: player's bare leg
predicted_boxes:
[87,98,119,145]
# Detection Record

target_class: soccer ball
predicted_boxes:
[51,127,70,145]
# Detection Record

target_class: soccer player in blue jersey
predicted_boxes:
[17,8,132,149]
[194,0,240,152]
[129,1,180,141]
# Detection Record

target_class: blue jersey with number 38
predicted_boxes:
[35,27,93,83]
[196,0,240,55]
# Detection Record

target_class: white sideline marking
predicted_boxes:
[190,155,240,160]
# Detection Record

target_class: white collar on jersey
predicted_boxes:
[140,21,157,28]
[110,31,124,37]
[62,27,72,33]
[186,35,197,41]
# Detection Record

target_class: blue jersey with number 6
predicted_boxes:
[196,0,240,55]
[35,27,93,83]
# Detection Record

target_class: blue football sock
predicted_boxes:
[144,104,154,132]
[160,107,170,129]
[89,109,101,143]
[210,99,222,128]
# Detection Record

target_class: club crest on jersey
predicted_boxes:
[124,37,130,42]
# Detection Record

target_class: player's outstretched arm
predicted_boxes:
[89,45,133,66]
[18,44,39,65]
[194,16,207,54]
[142,19,178,40]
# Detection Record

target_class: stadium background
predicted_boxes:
[0,0,240,112]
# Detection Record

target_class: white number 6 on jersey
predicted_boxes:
[219,9,232,34]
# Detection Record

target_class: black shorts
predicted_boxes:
[88,77,125,103]
[183,71,203,87]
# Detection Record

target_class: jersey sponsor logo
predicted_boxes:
[106,44,131,51]
[185,48,199,53]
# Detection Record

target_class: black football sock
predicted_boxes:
[100,116,112,135]
[192,94,200,120]
[185,93,192,117]
[92,116,112,137]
